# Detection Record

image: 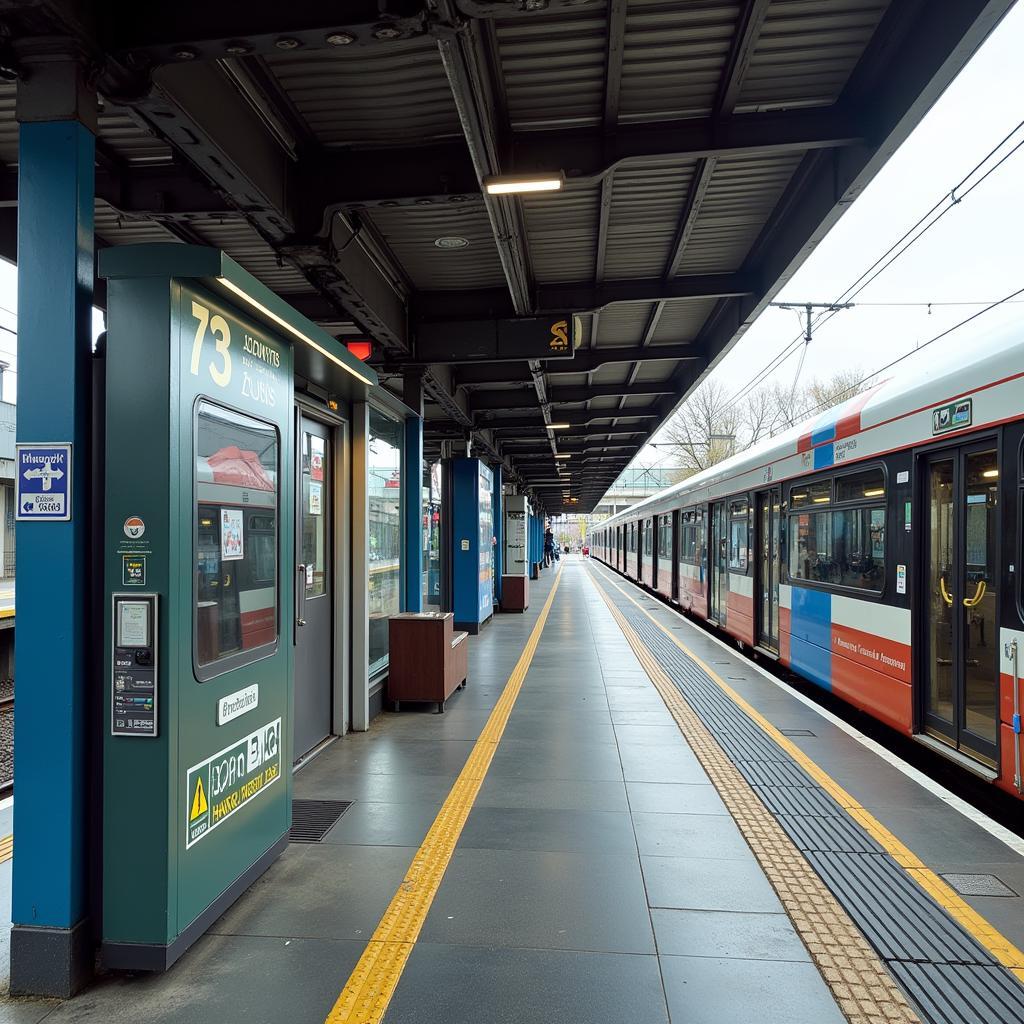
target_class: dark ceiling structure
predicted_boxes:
[0,0,1013,512]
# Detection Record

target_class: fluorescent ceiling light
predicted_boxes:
[983,469,999,478]
[863,488,885,497]
[554,453,572,459]
[218,277,376,387]
[484,172,565,195]
[546,423,571,430]
[812,496,830,504]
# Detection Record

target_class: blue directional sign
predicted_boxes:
[16,443,72,521]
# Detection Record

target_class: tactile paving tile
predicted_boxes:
[776,812,886,855]
[888,961,1024,1024]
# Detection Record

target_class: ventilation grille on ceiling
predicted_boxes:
[289,800,352,843]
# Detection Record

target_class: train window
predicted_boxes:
[790,507,885,592]
[644,520,653,557]
[195,401,279,674]
[790,479,830,508]
[680,508,698,563]
[835,467,885,503]
[659,518,671,558]
[728,499,749,572]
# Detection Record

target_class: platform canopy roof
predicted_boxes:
[0,0,1014,512]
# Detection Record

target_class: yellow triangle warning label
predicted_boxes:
[190,777,208,821]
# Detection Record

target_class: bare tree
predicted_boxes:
[660,369,871,471]
[661,380,741,473]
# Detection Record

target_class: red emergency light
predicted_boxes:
[347,340,372,361]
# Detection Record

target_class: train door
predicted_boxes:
[921,443,999,766]
[756,487,782,652]
[709,501,728,623]
[294,415,335,760]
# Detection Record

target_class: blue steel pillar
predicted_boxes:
[491,465,503,605]
[402,372,424,612]
[11,53,96,997]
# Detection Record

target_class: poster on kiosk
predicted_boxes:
[95,245,376,971]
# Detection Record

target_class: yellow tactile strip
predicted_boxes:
[591,560,1024,985]
[587,568,920,1024]
[0,833,11,865]
[324,565,564,1024]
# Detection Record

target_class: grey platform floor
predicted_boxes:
[2,557,1018,1022]
[587,560,1024,955]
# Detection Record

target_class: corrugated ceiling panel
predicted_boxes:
[588,363,632,386]
[94,203,181,245]
[366,204,506,290]
[98,106,173,164]
[603,160,696,279]
[191,218,312,293]
[676,151,802,274]
[0,85,16,166]
[496,11,607,130]
[266,38,460,146]
[619,0,739,123]
[621,391,670,409]
[737,0,890,112]
[651,297,718,343]
[595,303,655,347]
[523,182,599,284]
[632,359,678,384]
[585,395,624,410]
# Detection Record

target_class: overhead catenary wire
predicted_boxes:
[782,284,1024,428]
[716,115,1024,417]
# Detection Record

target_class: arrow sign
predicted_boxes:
[16,443,72,522]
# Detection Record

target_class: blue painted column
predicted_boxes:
[491,465,503,605]
[11,59,96,998]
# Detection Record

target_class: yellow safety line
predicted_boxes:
[0,833,12,865]
[324,565,564,1024]
[0,608,13,619]
[589,561,1024,982]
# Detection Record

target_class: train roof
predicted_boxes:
[600,320,1023,528]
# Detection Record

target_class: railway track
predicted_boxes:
[0,689,12,797]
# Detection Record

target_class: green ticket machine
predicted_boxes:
[98,245,374,969]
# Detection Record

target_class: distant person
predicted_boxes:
[543,527,554,567]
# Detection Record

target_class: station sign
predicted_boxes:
[416,314,583,363]
[16,442,71,521]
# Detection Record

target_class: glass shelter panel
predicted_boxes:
[368,407,403,677]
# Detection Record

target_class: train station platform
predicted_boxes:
[3,557,1024,1023]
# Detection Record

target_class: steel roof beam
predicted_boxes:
[481,410,659,430]
[446,344,700,385]
[416,273,754,321]
[468,383,671,411]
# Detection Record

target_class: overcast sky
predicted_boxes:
[642,0,1024,467]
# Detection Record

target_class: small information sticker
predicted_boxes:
[221,507,244,561]
[122,555,147,586]
[896,564,907,595]
[16,443,71,521]
[217,683,260,726]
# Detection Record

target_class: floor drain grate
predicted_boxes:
[289,800,352,843]
[940,873,1019,898]
[780,728,816,737]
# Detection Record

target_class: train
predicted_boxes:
[594,324,1024,799]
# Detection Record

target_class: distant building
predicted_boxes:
[592,466,687,517]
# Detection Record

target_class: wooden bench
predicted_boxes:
[387,612,468,713]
